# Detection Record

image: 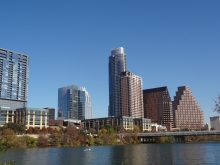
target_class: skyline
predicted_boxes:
[1,1,220,123]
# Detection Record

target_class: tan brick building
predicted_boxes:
[173,86,204,130]
[120,71,144,118]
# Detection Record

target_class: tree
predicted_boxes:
[214,95,220,113]
[88,128,96,134]
[37,134,49,147]
[48,127,53,134]
[41,127,47,134]
[133,125,140,133]
[33,128,39,134]
[0,123,25,135]
[27,127,33,134]
[63,126,80,146]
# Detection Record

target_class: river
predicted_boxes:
[1,142,220,165]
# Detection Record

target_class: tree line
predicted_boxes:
[0,123,141,150]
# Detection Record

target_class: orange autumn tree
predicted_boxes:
[27,127,33,134]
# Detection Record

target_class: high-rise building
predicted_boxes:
[143,86,174,128]
[120,71,144,118]
[58,85,93,120]
[172,86,204,130]
[58,85,78,119]
[108,47,126,117]
[78,87,93,119]
[0,48,29,109]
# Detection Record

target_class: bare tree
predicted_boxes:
[213,95,220,113]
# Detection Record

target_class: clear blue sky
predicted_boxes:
[0,1,220,123]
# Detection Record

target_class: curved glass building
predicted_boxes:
[108,47,126,117]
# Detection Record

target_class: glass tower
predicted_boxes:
[108,47,126,117]
[58,85,78,119]
[0,48,29,109]
[78,87,93,119]
[58,85,93,120]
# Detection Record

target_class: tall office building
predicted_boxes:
[58,85,93,120]
[78,87,93,119]
[108,47,126,117]
[143,87,174,128]
[0,48,29,109]
[172,86,204,130]
[58,85,78,119]
[120,71,144,118]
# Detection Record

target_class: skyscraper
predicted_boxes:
[143,87,174,128]
[0,48,29,109]
[120,71,144,118]
[78,87,93,119]
[108,47,126,117]
[173,86,204,130]
[58,85,93,120]
[58,85,78,119]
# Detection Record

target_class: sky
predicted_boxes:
[0,1,220,123]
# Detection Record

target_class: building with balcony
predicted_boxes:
[0,48,29,109]
[120,71,144,118]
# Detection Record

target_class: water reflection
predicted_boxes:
[1,142,220,165]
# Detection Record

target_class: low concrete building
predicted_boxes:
[0,106,16,125]
[151,123,167,132]
[210,116,220,130]
[133,118,151,132]
[15,107,49,129]
[0,106,49,130]
[82,116,151,131]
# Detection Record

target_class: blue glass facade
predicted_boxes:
[0,48,29,108]
[108,47,126,117]
[58,85,78,119]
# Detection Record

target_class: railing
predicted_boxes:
[138,131,220,137]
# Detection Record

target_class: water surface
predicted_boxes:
[1,142,220,165]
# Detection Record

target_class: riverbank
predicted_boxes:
[1,124,220,151]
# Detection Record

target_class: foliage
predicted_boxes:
[185,135,220,142]
[159,136,172,143]
[41,127,47,134]
[50,133,62,146]
[0,145,14,165]
[0,131,15,165]
[25,136,37,148]
[37,134,49,147]
[88,128,96,134]
[133,125,140,133]
[26,127,33,134]
[33,128,39,134]
[0,123,25,135]
[47,127,53,134]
